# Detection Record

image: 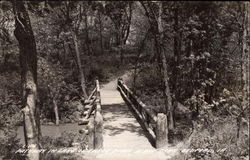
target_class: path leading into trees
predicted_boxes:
[82,73,180,160]
[100,73,154,150]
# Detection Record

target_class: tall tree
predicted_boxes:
[48,86,59,125]
[157,2,174,131]
[237,2,250,138]
[141,1,175,131]
[72,3,88,98]
[59,2,88,98]
[84,8,91,56]
[241,2,249,110]
[172,6,181,101]
[12,1,40,160]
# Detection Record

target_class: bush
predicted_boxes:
[86,62,110,83]
[186,117,248,160]
[40,131,88,160]
[126,64,164,108]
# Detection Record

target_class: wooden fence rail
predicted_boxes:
[79,79,103,149]
[117,78,168,148]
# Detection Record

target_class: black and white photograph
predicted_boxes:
[0,1,249,160]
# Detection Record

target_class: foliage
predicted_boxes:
[0,1,249,159]
[187,116,248,160]
[127,2,248,159]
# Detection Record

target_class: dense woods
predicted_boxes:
[0,1,249,160]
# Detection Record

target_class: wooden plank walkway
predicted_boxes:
[89,76,167,160]
[100,78,154,150]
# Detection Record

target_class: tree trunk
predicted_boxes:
[48,86,60,126]
[123,3,132,44]
[237,2,250,139]
[119,47,124,65]
[186,39,193,57]
[242,2,249,110]
[52,98,59,126]
[172,8,181,128]
[116,28,121,46]
[63,41,69,66]
[157,2,174,131]
[173,8,181,100]
[133,30,149,90]
[124,25,130,45]
[67,42,78,69]
[13,1,40,160]
[85,13,91,55]
[98,11,104,55]
[72,32,88,99]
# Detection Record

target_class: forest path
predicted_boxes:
[100,72,154,150]
[82,72,180,160]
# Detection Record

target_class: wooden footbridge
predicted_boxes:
[78,76,169,151]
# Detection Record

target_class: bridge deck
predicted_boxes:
[100,77,154,150]
[89,77,161,160]
[81,75,181,160]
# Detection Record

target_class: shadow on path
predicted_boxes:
[102,104,145,137]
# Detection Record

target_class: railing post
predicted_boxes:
[87,118,95,149]
[96,79,100,103]
[94,105,103,149]
[156,113,168,148]
[94,79,103,149]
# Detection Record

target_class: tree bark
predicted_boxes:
[52,98,59,126]
[173,8,181,100]
[172,8,181,128]
[116,26,121,46]
[72,31,88,99]
[13,1,40,160]
[63,41,69,66]
[123,3,132,44]
[133,30,149,90]
[119,47,124,65]
[85,13,91,55]
[237,2,250,139]
[157,2,174,131]
[98,11,104,55]
[48,86,60,126]
[242,2,249,110]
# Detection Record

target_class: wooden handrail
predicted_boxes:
[84,97,97,119]
[84,80,101,118]
[87,87,97,102]
[117,78,168,148]
[79,79,103,149]
[118,79,157,123]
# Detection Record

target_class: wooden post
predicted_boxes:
[96,80,100,95]
[94,79,103,149]
[96,79,101,103]
[94,107,103,149]
[87,118,95,149]
[156,113,168,148]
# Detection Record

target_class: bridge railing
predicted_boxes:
[117,78,168,148]
[79,79,103,149]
